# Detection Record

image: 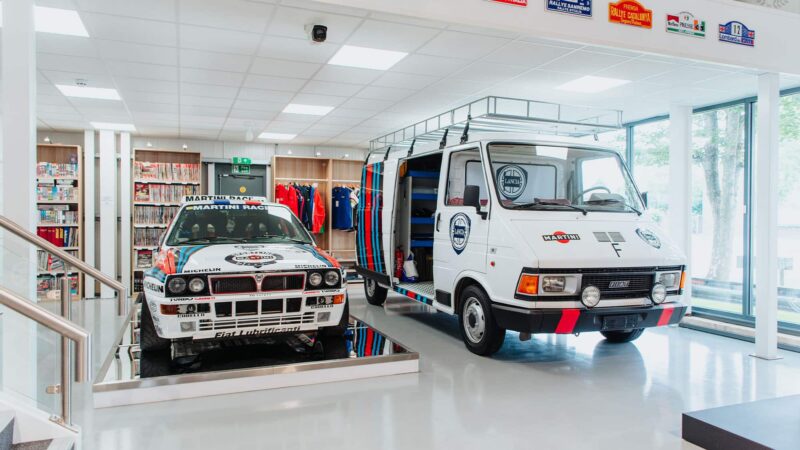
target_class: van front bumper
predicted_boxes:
[491,302,687,334]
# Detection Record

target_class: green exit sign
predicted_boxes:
[232,156,252,165]
[232,164,251,175]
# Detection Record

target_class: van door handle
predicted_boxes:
[435,213,441,231]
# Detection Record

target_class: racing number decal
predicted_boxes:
[450,213,471,255]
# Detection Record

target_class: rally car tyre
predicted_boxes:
[458,285,505,356]
[321,298,349,336]
[364,278,387,306]
[601,328,645,343]
[138,294,170,352]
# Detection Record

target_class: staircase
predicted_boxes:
[0,412,74,450]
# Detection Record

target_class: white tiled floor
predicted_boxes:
[74,287,800,450]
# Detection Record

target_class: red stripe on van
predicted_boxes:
[657,306,674,327]
[555,309,580,334]
[363,165,374,271]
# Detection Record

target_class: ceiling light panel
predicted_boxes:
[56,85,122,100]
[259,132,296,140]
[91,122,136,131]
[35,7,90,37]
[282,104,335,116]
[556,76,631,93]
[328,45,408,71]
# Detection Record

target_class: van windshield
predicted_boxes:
[486,143,644,214]
[165,204,313,246]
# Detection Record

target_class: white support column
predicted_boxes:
[754,72,781,360]
[83,131,96,298]
[99,131,117,298]
[668,104,693,309]
[120,133,131,294]
[0,0,36,402]
[207,163,216,195]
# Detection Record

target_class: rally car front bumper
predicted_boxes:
[491,302,687,334]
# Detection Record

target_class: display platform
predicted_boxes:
[682,395,800,449]
[93,312,419,408]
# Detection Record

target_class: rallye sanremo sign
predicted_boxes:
[546,0,592,18]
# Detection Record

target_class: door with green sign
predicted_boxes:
[215,163,266,197]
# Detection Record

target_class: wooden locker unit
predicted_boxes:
[36,144,83,300]
[131,148,202,293]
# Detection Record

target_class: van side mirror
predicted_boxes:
[641,192,649,208]
[464,185,487,219]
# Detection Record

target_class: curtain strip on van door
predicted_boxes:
[357,163,386,274]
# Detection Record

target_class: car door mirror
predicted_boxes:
[464,185,487,219]
[641,191,649,208]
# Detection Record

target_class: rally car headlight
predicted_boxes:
[541,276,566,293]
[188,277,205,293]
[308,272,323,287]
[167,277,186,294]
[324,270,340,286]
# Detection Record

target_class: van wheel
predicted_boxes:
[458,285,505,356]
[139,294,170,352]
[601,328,645,343]
[364,278,387,306]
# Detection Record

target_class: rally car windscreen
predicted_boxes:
[486,143,644,214]
[165,204,313,246]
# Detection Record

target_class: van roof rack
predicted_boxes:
[368,96,622,157]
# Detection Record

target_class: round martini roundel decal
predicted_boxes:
[496,164,527,200]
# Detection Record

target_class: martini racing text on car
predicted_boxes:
[138,195,348,352]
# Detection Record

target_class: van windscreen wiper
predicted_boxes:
[584,199,642,216]
[509,201,588,216]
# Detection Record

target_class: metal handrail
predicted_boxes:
[0,213,128,315]
[0,286,90,383]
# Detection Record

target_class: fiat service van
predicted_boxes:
[355,136,687,356]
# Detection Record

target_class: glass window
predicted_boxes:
[573,128,627,158]
[777,93,800,326]
[690,105,746,315]
[632,120,670,226]
[446,149,488,206]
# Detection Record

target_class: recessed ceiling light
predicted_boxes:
[259,132,296,140]
[328,45,408,71]
[57,85,121,100]
[0,6,90,37]
[556,76,630,93]
[91,122,136,132]
[283,104,334,116]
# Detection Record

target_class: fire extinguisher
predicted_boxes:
[395,247,404,278]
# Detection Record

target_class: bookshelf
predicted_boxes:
[36,144,83,300]
[131,148,202,293]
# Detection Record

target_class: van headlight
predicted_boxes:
[657,272,681,290]
[167,277,186,294]
[324,270,340,286]
[541,276,566,293]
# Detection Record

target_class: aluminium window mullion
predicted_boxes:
[742,100,756,318]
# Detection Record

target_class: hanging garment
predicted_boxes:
[312,186,326,234]
[297,185,312,229]
[332,186,353,230]
[293,185,305,222]
[275,184,300,217]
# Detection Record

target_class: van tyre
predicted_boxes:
[321,299,349,336]
[601,328,645,343]
[458,285,505,356]
[138,294,170,352]
[364,278,387,306]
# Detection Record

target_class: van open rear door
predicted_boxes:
[356,159,397,288]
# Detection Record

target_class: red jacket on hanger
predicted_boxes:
[312,187,325,234]
[275,184,300,218]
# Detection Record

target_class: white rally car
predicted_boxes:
[138,195,348,354]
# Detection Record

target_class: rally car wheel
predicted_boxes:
[138,294,170,352]
[458,285,505,356]
[364,278,387,306]
[601,328,645,343]
[321,298,349,336]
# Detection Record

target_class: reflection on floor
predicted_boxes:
[74,287,800,450]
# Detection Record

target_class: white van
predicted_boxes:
[355,136,687,356]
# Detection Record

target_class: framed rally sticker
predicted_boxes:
[225,251,283,268]
[666,11,706,38]
[450,213,471,255]
[719,21,755,47]
[608,0,652,29]
[496,164,528,201]
[546,0,592,18]
[542,231,580,244]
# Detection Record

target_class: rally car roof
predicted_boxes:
[180,195,272,206]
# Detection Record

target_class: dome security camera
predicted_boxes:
[308,24,327,43]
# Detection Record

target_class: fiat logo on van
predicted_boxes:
[496,164,527,200]
[449,213,471,255]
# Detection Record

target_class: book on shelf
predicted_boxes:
[36,226,79,247]
[133,183,198,203]
[134,161,200,182]
[37,162,78,178]
[38,207,78,225]
[136,250,154,268]
[134,205,178,224]
[36,183,79,202]
[134,228,165,247]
